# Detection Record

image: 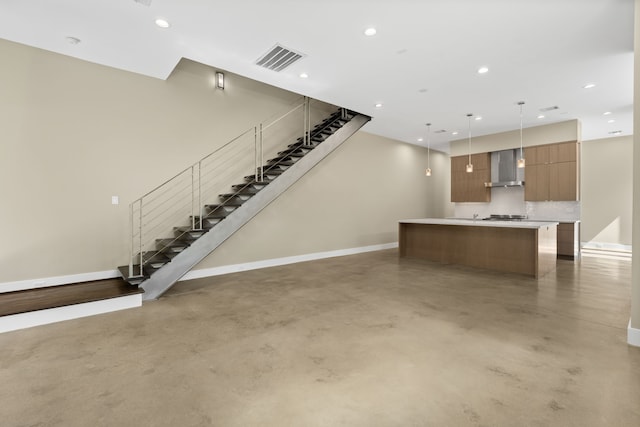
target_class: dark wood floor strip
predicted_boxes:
[0,279,143,317]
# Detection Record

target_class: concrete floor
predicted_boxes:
[1,249,639,427]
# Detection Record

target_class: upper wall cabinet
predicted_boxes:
[450,153,491,202]
[524,141,580,201]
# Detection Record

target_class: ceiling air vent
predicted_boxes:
[435,129,447,134]
[256,44,305,72]
[133,0,152,6]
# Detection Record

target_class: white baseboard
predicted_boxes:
[628,320,640,347]
[0,270,120,294]
[180,242,399,281]
[581,242,632,252]
[0,243,400,293]
[0,294,142,334]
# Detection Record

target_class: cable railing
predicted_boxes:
[129,96,336,278]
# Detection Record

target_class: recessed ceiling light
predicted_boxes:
[417,138,423,142]
[477,66,489,74]
[608,119,615,123]
[537,115,545,119]
[299,73,308,79]
[452,131,459,135]
[375,103,383,108]
[155,18,170,28]
[475,116,482,121]
[65,36,81,45]
[364,28,377,36]
[583,83,596,89]
[603,111,612,115]
[418,88,428,93]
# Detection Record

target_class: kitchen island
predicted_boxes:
[399,219,558,278]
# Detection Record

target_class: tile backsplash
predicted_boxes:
[454,187,580,221]
[526,201,580,221]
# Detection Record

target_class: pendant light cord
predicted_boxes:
[426,123,431,168]
[519,102,524,158]
[467,114,472,165]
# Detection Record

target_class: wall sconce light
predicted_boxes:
[216,72,225,90]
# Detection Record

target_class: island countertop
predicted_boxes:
[399,218,559,229]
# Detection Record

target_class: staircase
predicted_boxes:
[118,99,370,300]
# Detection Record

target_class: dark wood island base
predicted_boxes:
[399,219,558,278]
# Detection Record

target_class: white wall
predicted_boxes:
[628,0,639,340]
[581,135,633,248]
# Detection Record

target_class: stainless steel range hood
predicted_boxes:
[484,149,525,188]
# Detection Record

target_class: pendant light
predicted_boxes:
[517,101,526,168]
[466,113,473,173]
[425,123,432,176]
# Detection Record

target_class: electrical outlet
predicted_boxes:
[111,196,119,205]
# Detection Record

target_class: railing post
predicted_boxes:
[254,126,258,181]
[303,97,309,146]
[303,97,307,146]
[129,202,134,278]
[139,199,143,277]
[307,97,311,145]
[259,123,264,182]
[198,161,202,230]
[191,165,195,230]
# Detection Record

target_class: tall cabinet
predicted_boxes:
[450,153,491,202]
[524,141,579,201]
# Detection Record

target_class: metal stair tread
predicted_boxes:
[276,149,307,157]
[267,158,297,165]
[219,193,252,200]
[190,216,222,229]
[174,226,208,234]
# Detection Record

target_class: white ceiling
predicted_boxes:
[0,0,634,152]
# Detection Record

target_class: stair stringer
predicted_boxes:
[140,113,370,300]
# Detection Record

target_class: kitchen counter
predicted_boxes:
[399,218,557,278]
[401,218,559,229]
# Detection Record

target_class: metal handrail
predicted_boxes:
[128,96,336,278]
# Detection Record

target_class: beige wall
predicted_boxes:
[581,136,633,246]
[424,150,454,218]
[0,38,430,285]
[449,120,580,157]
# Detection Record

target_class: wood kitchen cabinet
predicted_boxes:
[524,141,579,201]
[451,155,469,202]
[450,153,491,202]
[557,222,580,259]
